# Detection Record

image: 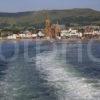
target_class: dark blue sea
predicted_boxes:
[0,39,100,100]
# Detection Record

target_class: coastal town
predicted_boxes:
[0,16,100,40]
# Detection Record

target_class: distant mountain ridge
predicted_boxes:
[0,8,99,17]
[0,8,100,28]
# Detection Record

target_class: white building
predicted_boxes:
[32,34,37,38]
[93,31,100,35]
[61,28,82,38]
[61,30,69,37]
[7,34,17,39]
[37,31,45,37]
[19,33,26,38]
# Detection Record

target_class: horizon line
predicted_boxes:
[0,8,100,13]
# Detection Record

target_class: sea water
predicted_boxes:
[0,39,100,100]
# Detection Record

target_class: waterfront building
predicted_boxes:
[7,34,17,39]
[19,33,26,38]
[32,34,37,38]
[61,30,69,38]
[37,31,45,38]
[61,28,82,38]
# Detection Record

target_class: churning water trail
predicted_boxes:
[36,49,100,100]
[0,40,57,100]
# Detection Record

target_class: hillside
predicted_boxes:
[0,8,100,29]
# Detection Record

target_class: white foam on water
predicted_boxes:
[36,51,100,100]
[0,60,28,100]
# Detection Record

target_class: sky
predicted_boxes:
[0,0,100,12]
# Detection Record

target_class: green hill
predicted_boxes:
[0,8,100,29]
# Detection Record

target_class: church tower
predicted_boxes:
[44,15,52,38]
[55,21,61,37]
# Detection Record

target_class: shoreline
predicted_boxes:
[0,38,100,43]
